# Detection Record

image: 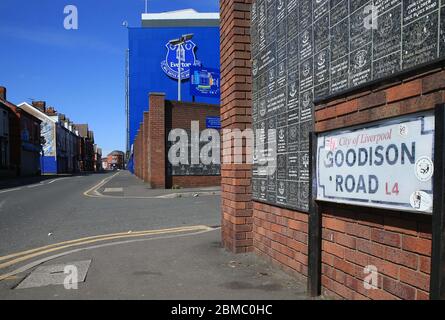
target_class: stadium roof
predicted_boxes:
[141,9,219,27]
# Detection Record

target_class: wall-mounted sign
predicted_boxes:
[161,40,201,80]
[190,66,221,98]
[317,114,435,214]
[206,116,221,129]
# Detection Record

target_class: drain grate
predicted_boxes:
[15,260,91,290]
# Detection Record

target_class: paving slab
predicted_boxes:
[16,260,91,290]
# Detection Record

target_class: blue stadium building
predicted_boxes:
[126,9,221,172]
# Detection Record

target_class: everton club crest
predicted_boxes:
[161,40,201,80]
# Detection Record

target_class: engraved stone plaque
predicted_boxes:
[402,11,439,69]
[251,0,444,212]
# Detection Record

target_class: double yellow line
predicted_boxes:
[83,172,120,198]
[0,225,212,281]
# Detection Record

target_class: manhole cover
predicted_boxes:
[16,260,91,290]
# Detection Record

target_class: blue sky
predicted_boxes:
[0,0,219,155]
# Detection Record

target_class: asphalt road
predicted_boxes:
[0,172,308,300]
[0,172,221,256]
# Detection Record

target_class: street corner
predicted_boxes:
[0,226,308,300]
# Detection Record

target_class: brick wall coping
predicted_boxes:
[314,60,445,110]
[167,100,220,108]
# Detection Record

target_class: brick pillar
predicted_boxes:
[148,93,166,189]
[136,128,142,179]
[137,132,140,178]
[140,122,145,180]
[143,112,150,183]
[220,0,253,253]
[135,131,140,178]
[139,125,143,179]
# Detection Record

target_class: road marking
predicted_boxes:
[103,187,123,193]
[83,172,120,197]
[47,178,68,184]
[0,225,210,263]
[27,184,43,188]
[0,228,219,282]
[0,188,22,194]
[0,225,212,270]
[83,172,220,199]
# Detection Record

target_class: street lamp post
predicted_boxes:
[169,34,194,102]
[122,21,130,156]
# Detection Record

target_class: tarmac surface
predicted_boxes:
[0,171,307,300]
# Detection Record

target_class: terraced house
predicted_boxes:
[0,86,41,177]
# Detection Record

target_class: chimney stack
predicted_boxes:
[0,86,6,101]
[45,107,57,116]
[32,101,46,113]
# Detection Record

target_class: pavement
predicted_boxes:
[0,171,307,300]
[86,170,221,198]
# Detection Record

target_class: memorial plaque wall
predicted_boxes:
[167,131,221,176]
[251,0,445,212]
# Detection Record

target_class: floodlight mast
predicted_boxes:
[168,34,194,101]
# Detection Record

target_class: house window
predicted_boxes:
[0,139,8,168]
[1,111,8,136]
[34,123,39,142]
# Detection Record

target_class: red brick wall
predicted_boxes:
[172,176,221,188]
[133,94,221,189]
[254,203,309,278]
[315,67,445,300]
[168,100,220,131]
[315,68,445,133]
[218,0,443,300]
[147,93,166,189]
[134,126,141,178]
[143,111,150,183]
[218,0,308,272]
[220,0,254,254]
[167,100,221,188]
[1,98,42,176]
[321,207,432,300]
[140,120,145,180]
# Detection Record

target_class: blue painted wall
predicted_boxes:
[128,26,220,149]
[41,156,57,174]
